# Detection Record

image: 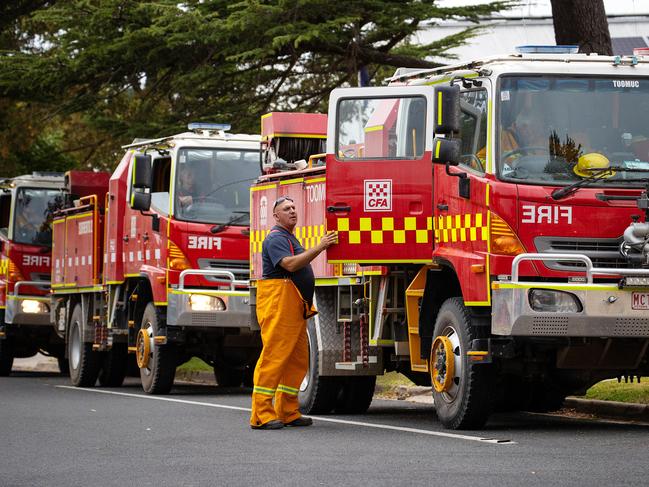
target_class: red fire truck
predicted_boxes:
[51,124,261,393]
[0,172,105,375]
[251,47,649,429]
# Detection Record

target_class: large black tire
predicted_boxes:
[0,339,13,376]
[138,303,177,394]
[431,297,494,430]
[299,317,342,414]
[57,356,69,376]
[335,376,376,414]
[68,304,102,387]
[98,343,128,387]
[242,364,254,387]
[213,366,244,387]
[526,381,567,413]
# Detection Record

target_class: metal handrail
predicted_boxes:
[510,253,649,284]
[13,280,51,296]
[178,269,248,292]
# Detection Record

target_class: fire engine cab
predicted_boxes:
[0,173,67,374]
[252,46,649,429]
[52,124,261,393]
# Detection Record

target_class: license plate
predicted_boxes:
[631,292,649,310]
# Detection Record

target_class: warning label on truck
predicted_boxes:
[364,179,392,212]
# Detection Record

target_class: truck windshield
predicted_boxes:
[174,148,259,225]
[13,188,65,247]
[497,75,649,186]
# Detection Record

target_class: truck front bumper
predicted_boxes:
[167,290,254,330]
[492,253,649,338]
[5,296,51,326]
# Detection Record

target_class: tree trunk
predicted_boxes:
[550,0,612,55]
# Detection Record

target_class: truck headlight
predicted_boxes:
[189,294,226,312]
[528,289,582,313]
[21,300,49,314]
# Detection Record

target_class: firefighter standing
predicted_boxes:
[250,196,337,430]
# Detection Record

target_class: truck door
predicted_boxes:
[325,86,435,264]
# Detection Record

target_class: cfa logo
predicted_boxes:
[521,205,572,224]
[23,255,50,266]
[187,236,222,250]
[364,179,392,212]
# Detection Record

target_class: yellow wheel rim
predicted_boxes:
[431,335,455,393]
[136,328,151,369]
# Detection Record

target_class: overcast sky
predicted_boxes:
[438,0,649,17]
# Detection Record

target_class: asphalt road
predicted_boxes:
[1,372,648,487]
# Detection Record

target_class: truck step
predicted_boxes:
[335,356,378,370]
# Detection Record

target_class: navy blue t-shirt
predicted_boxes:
[262,225,315,306]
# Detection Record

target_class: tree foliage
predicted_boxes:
[0,0,514,174]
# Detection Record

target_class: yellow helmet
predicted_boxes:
[573,152,615,178]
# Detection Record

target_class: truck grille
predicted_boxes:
[534,237,626,271]
[197,258,249,283]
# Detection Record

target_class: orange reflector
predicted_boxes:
[471,264,485,274]
[8,259,25,282]
[153,336,167,345]
[168,240,192,271]
[490,213,526,256]
[467,350,489,362]
[128,346,137,353]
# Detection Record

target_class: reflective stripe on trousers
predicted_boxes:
[250,278,309,426]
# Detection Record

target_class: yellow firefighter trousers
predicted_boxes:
[250,278,310,426]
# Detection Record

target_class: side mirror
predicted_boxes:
[432,137,460,166]
[434,85,460,135]
[130,191,151,212]
[132,154,152,189]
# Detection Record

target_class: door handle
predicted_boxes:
[437,203,449,211]
[327,206,351,213]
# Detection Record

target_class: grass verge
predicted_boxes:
[176,356,212,373]
[581,378,649,404]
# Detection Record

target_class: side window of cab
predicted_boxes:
[458,88,488,173]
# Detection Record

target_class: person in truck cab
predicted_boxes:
[501,113,548,158]
[476,112,547,168]
[176,165,198,208]
[14,201,47,244]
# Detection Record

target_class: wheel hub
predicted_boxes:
[70,322,81,371]
[431,335,455,393]
[136,327,152,369]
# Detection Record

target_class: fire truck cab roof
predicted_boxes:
[388,51,649,86]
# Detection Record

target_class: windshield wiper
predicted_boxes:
[210,211,249,234]
[550,166,649,200]
[203,177,259,199]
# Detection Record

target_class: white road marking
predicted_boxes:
[55,386,514,445]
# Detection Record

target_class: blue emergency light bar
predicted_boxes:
[188,123,232,132]
[515,45,579,54]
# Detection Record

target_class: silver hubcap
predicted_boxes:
[70,321,81,370]
[300,329,312,392]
